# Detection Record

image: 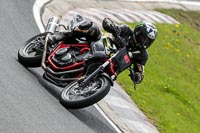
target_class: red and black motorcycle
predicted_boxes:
[18,16,136,109]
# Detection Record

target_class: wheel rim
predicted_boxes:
[22,35,45,57]
[62,78,104,101]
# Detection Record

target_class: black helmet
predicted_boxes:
[131,21,157,50]
[87,23,101,41]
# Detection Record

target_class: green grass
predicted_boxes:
[117,9,200,133]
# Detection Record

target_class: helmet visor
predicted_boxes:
[141,37,153,49]
[136,33,154,49]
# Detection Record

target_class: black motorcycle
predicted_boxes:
[18,15,136,109]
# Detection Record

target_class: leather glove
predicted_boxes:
[129,72,142,84]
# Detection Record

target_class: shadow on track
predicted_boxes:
[27,68,61,100]
[68,109,116,133]
[16,59,116,133]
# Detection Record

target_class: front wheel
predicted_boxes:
[60,76,111,109]
[18,33,47,67]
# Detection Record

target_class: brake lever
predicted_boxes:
[134,82,137,90]
[129,67,137,90]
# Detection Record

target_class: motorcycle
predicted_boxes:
[18,15,136,109]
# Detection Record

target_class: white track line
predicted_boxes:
[94,104,123,133]
[33,0,122,132]
[33,0,50,33]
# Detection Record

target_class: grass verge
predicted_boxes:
[117,9,200,133]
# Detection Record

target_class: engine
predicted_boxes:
[51,48,74,67]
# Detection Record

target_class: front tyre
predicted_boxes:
[18,33,47,67]
[60,76,111,109]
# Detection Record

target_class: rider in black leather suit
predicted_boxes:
[49,15,158,84]
[102,18,158,84]
[48,15,101,45]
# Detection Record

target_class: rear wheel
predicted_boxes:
[18,33,47,67]
[60,76,111,109]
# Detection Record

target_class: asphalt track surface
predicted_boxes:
[0,0,117,133]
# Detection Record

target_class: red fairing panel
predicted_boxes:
[47,42,89,71]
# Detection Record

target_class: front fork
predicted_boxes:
[79,59,115,87]
[79,60,109,87]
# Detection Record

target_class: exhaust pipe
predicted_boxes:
[41,16,60,70]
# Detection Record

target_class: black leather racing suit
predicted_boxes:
[105,24,148,84]
[48,20,101,45]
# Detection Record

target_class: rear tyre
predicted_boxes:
[18,33,47,67]
[60,76,111,109]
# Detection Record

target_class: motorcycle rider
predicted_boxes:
[102,18,158,84]
[48,14,101,45]
[49,15,158,84]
